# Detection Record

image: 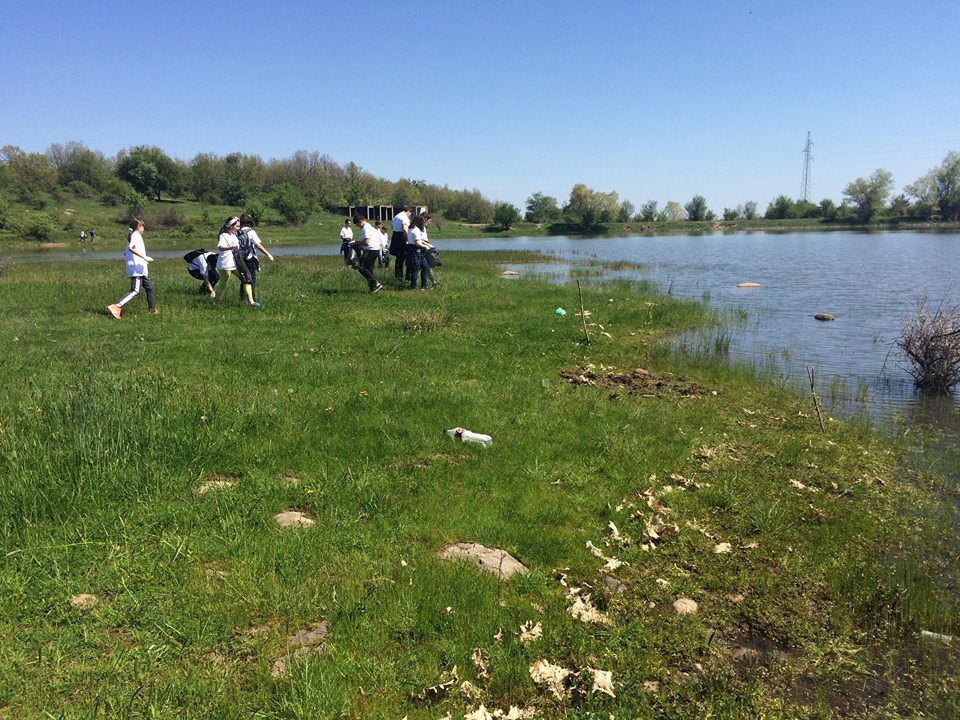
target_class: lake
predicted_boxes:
[7,230,959,441]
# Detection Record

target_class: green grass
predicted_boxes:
[0,252,957,718]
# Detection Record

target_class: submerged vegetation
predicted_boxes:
[0,253,957,718]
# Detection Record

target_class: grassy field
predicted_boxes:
[0,251,957,718]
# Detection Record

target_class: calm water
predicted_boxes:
[8,230,959,437]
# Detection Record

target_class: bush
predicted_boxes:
[897,298,960,392]
[150,208,187,229]
[270,183,311,224]
[67,180,95,198]
[25,214,59,242]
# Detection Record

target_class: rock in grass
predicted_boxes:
[196,479,236,496]
[673,597,699,615]
[70,593,98,610]
[438,542,528,579]
[274,509,315,528]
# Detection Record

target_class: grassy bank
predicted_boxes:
[0,252,957,718]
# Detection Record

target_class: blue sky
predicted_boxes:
[3,0,958,214]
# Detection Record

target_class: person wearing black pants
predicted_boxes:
[354,214,383,293]
[390,206,412,280]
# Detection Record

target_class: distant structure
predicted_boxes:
[801,132,814,202]
[335,205,428,222]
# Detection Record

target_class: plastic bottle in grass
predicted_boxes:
[444,427,492,446]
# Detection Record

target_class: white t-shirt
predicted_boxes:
[407,227,424,246]
[392,212,410,233]
[241,227,263,259]
[187,254,211,278]
[360,223,381,250]
[380,229,389,249]
[217,232,239,271]
[340,225,354,241]
[125,231,148,277]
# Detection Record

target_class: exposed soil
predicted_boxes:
[560,366,709,398]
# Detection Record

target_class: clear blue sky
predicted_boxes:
[3,0,958,214]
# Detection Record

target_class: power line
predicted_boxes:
[801,132,814,201]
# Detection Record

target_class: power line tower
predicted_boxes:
[801,131,814,201]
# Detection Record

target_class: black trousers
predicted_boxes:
[390,231,407,278]
[356,249,379,290]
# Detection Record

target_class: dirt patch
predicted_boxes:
[560,367,708,398]
[195,473,239,497]
[271,621,329,677]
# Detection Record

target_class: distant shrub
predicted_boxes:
[25,214,58,242]
[67,180,95,198]
[99,178,134,207]
[151,208,187,229]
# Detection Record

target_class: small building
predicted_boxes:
[335,205,429,222]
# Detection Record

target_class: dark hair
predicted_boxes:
[239,213,255,228]
[352,214,365,224]
[412,214,426,232]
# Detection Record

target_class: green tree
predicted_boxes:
[47,141,112,191]
[907,151,960,221]
[819,198,837,220]
[116,146,184,201]
[493,202,521,230]
[889,193,910,216]
[270,183,311,224]
[190,152,226,204]
[684,195,709,221]
[663,200,686,221]
[723,207,739,221]
[565,184,619,229]
[524,192,560,223]
[742,201,758,220]
[639,200,658,222]
[7,152,57,205]
[843,169,894,222]
[765,195,796,220]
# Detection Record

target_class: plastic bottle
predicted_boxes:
[444,427,493,447]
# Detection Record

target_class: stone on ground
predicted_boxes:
[438,542,528,579]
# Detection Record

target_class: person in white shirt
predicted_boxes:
[374,221,390,268]
[107,218,157,319]
[353,214,383,293]
[183,248,219,297]
[406,213,436,290]
[339,219,355,266]
[217,216,260,308]
[390,206,413,279]
[238,213,274,302]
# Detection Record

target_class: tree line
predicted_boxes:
[1,142,958,239]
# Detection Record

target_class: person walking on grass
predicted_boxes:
[238,213,274,303]
[217,216,261,308]
[390,205,413,280]
[406,213,436,290]
[339,218,355,266]
[374,221,389,269]
[353,214,383,293]
[107,218,157,319]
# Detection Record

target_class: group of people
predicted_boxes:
[106,214,274,320]
[340,206,439,292]
[79,228,96,242]
[105,207,439,320]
